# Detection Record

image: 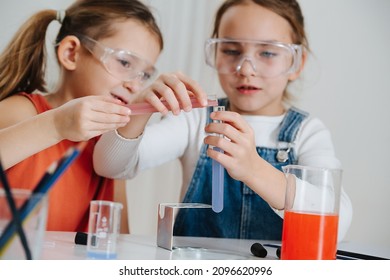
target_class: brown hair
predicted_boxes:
[212,0,308,48]
[0,0,163,101]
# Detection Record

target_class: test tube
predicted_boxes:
[126,95,218,115]
[212,106,225,213]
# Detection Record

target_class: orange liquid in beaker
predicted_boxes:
[281,211,339,260]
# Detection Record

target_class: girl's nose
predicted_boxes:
[122,79,143,94]
[236,56,257,77]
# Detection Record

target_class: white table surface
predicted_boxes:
[40,231,390,260]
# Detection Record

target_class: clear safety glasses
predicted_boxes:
[205,38,303,78]
[78,35,157,84]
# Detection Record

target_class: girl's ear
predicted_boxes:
[57,35,82,71]
[288,50,307,81]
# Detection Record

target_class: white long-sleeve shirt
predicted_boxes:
[93,107,353,241]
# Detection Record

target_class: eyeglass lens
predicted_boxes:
[207,41,297,78]
[80,35,156,83]
[104,50,155,82]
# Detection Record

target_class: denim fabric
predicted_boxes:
[173,99,308,240]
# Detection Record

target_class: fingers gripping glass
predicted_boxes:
[205,38,303,78]
[78,35,157,83]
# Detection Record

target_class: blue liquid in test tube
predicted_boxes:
[212,106,225,213]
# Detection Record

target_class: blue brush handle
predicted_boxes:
[0,147,80,253]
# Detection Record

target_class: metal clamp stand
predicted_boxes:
[157,203,211,250]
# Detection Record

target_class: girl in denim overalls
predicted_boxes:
[172,0,312,240]
[94,0,352,241]
[173,99,308,240]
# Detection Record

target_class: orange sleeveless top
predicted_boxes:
[6,93,114,232]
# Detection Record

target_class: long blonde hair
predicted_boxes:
[0,0,163,101]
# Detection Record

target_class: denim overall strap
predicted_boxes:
[260,106,309,172]
[278,106,309,143]
[173,103,308,240]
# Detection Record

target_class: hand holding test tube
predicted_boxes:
[212,106,225,213]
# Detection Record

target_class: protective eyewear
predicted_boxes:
[205,38,303,78]
[78,35,157,83]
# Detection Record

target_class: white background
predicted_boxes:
[1,0,389,248]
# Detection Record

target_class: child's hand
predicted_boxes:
[53,95,131,141]
[205,110,288,208]
[204,110,260,183]
[134,72,208,116]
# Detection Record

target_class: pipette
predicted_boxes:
[126,95,218,115]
